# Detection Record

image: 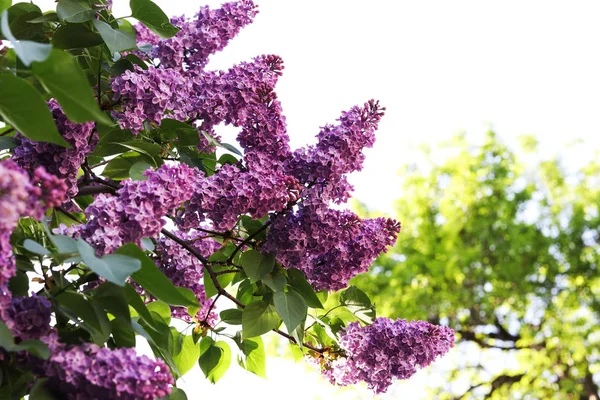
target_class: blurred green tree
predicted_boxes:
[354,132,600,399]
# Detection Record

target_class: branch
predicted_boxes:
[160,227,325,354]
[76,185,116,196]
[226,220,271,264]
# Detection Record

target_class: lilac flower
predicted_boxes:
[37,336,173,400]
[316,318,455,393]
[4,294,52,340]
[60,164,202,255]
[264,207,400,291]
[12,99,97,200]
[179,164,300,232]
[286,100,385,205]
[155,230,220,323]
[139,0,258,71]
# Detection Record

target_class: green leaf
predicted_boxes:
[239,250,275,284]
[29,378,58,400]
[129,161,152,180]
[117,243,200,308]
[262,268,287,292]
[274,290,307,334]
[203,265,234,299]
[57,0,95,23]
[0,320,50,359]
[8,270,28,297]
[1,10,50,66]
[3,3,44,41]
[109,318,136,348]
[0,0,10,14]
[49,234,78,254]
[339,285,375,323]
[0,73,68,147]
[242,300,280,339]
[199,338,231,384]
[147,301,171,325]
[124,283,159,330]
[220,308,242,325]
[288,268,323,309]
[92,19,136,54]
[52,23,103,49]
[77,239,141,286]
[129,0,179,38]
[55,291,111,345]
[91,126,134,157]
[95,282,131,321]
[27,12,58,24]
[0,136,18,151]
[160,118,199,146]
[32,49,111,125]
[102,153,146,180]
[23,238,50,255]
[237,336,267,378]
[173,334,200,377]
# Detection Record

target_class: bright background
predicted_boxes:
[30,0,600,398]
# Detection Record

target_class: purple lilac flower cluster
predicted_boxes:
[264,207,400,291]
[0,160,66,331]
[4,294,52,340]
[0,161,66,288]
[178,164,300,231]
[316,318,455,393]
[37,335,173,400]
[12,99,97,199]
[111,65,195,134]
[155,230,220,322]
[138,0,257,71]
[60,164,202,255]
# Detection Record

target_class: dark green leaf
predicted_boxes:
[92,19,136,54]
[8,270,28,297]
[167,388,188,400]
[3,3,44,41]
[262,268,287,292]
[160,119,199,146]
[339,286,375,323]
[33,49,111,125]
[52,23,103,49]
[117,18,136,37]
[0,73,68,147]
[27,12,58,23]
[55,291,111,345]
[288,268,323,309]
[198,338,231,384]
[220,308,242,325]
[91,126,134,157]
[0,136,18,150]
[124,283,159,330]
[29,378,58,400]
[95,282,130,321]
[109,318,136,348]
[117,243,200,308]
[23,238,50,255]
[240,250,275,283]
[57,0,95,23]
[77,239,141,286]
[1,10,50,65]
[242,300,280,339]
[114,141,161,166]
[274,290,307,334]
[173,334,200,377]
[0,320,50,358]
[130,0,179,38]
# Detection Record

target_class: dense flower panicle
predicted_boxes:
[60,164,202,255]
[0,161,66,289]
[38,337,173,400]
[5,294,52,340]
[286,100,385,205]
[179,164,299,231]
[318,318,455,394]
[12,99,97,199]
[111,65,196,134]
[155,230,220,322]
[144,0,258,71]
[264,208,400,291]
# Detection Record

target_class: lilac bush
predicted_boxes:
[0,0,455,397]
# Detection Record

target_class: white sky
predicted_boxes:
[28,0,600,398]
